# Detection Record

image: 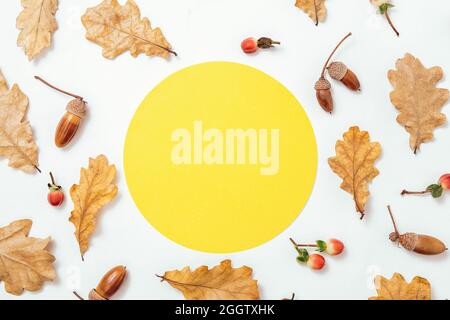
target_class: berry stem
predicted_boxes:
[49,172,56,185]
[401,189,430,196]
[387,205,400,237]
[321,32,352,78]
[294,243,318,248]
[289,238,305,255]
[34,165,41,173]
[35,76,84,100]
[384,11,400,37]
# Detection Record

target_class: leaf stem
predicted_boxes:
[321,32,352,78]
[314,0,319,26]
[385,11,400,37]
[34,76,83,100]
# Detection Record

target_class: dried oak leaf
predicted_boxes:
[81,0,176,59]
[0,70,39,173]
[69,155,117,260]
[0,219,56,296]
[389,53,449,154]
[0,70,8,95]
[295,0,326,25]
[369,273,431,300]
[16,0,59,61]
[328,126,381,219]
[159,260,260,300]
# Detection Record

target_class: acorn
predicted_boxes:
[327,62,360,91]
[35,76,87,148]
[387,206,447,255]
[55,98,87,148]
[315,32,352,113]
[315,78,333,113]
[73,265,127,300]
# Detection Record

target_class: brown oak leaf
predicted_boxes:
[295,0,326,25]
[0,70,39,173]
[16,0,59,61]
[0,70,8,95]
[328,126,381,219]
[0,219,56,296]
[159,260,260,300]
[69,155,118,260]
[369,273,431,300]
[81,0,176,59]
[388,53,449,153]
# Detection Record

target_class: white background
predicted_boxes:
[0,0,449,300]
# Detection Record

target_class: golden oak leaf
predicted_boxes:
[0,71,39,173]
[159,260,260,300]
[388,54,449,153]
[0,70,8,95]
[81,0,176,60]
[16,0,59,61]
[69,155,117,260]
[370,273,431,300]
[328,126,381,219]
[0,219,56,296]
[295,0,326,25]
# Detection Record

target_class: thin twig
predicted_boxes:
[401,190,430,196]
[321,32,352,77]
[34,76,83,100]
[73,291,85,300]
[387,205,400,236]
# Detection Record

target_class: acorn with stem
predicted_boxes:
[35,76,87,148]
[315,32,360,113]
[73,265,127,300]
[386,205,447,255]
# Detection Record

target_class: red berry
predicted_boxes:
[48,190,64,207]
[439,174,450,190]
[307,253,325,270]
[241,37,258,54]
[326,239,345,256]
[47,172,64,207]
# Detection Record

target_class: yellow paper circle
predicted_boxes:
[124,62,317,253]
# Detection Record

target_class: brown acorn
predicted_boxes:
[35,76,87,148]
[387,206,447,255]
[55,98,86,148]
[315,32,352,113]
[327,62,360,91]
[73,265,127,300]
[314,78,333,113]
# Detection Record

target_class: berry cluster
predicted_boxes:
[290,238,344,270]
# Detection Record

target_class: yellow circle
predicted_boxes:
[124,62,317,253]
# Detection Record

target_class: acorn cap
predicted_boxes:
[66,98,87,118]
[328,62,348,81]
[314,78,331,90]
[88,289,107,300]
[399,233,418,251]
